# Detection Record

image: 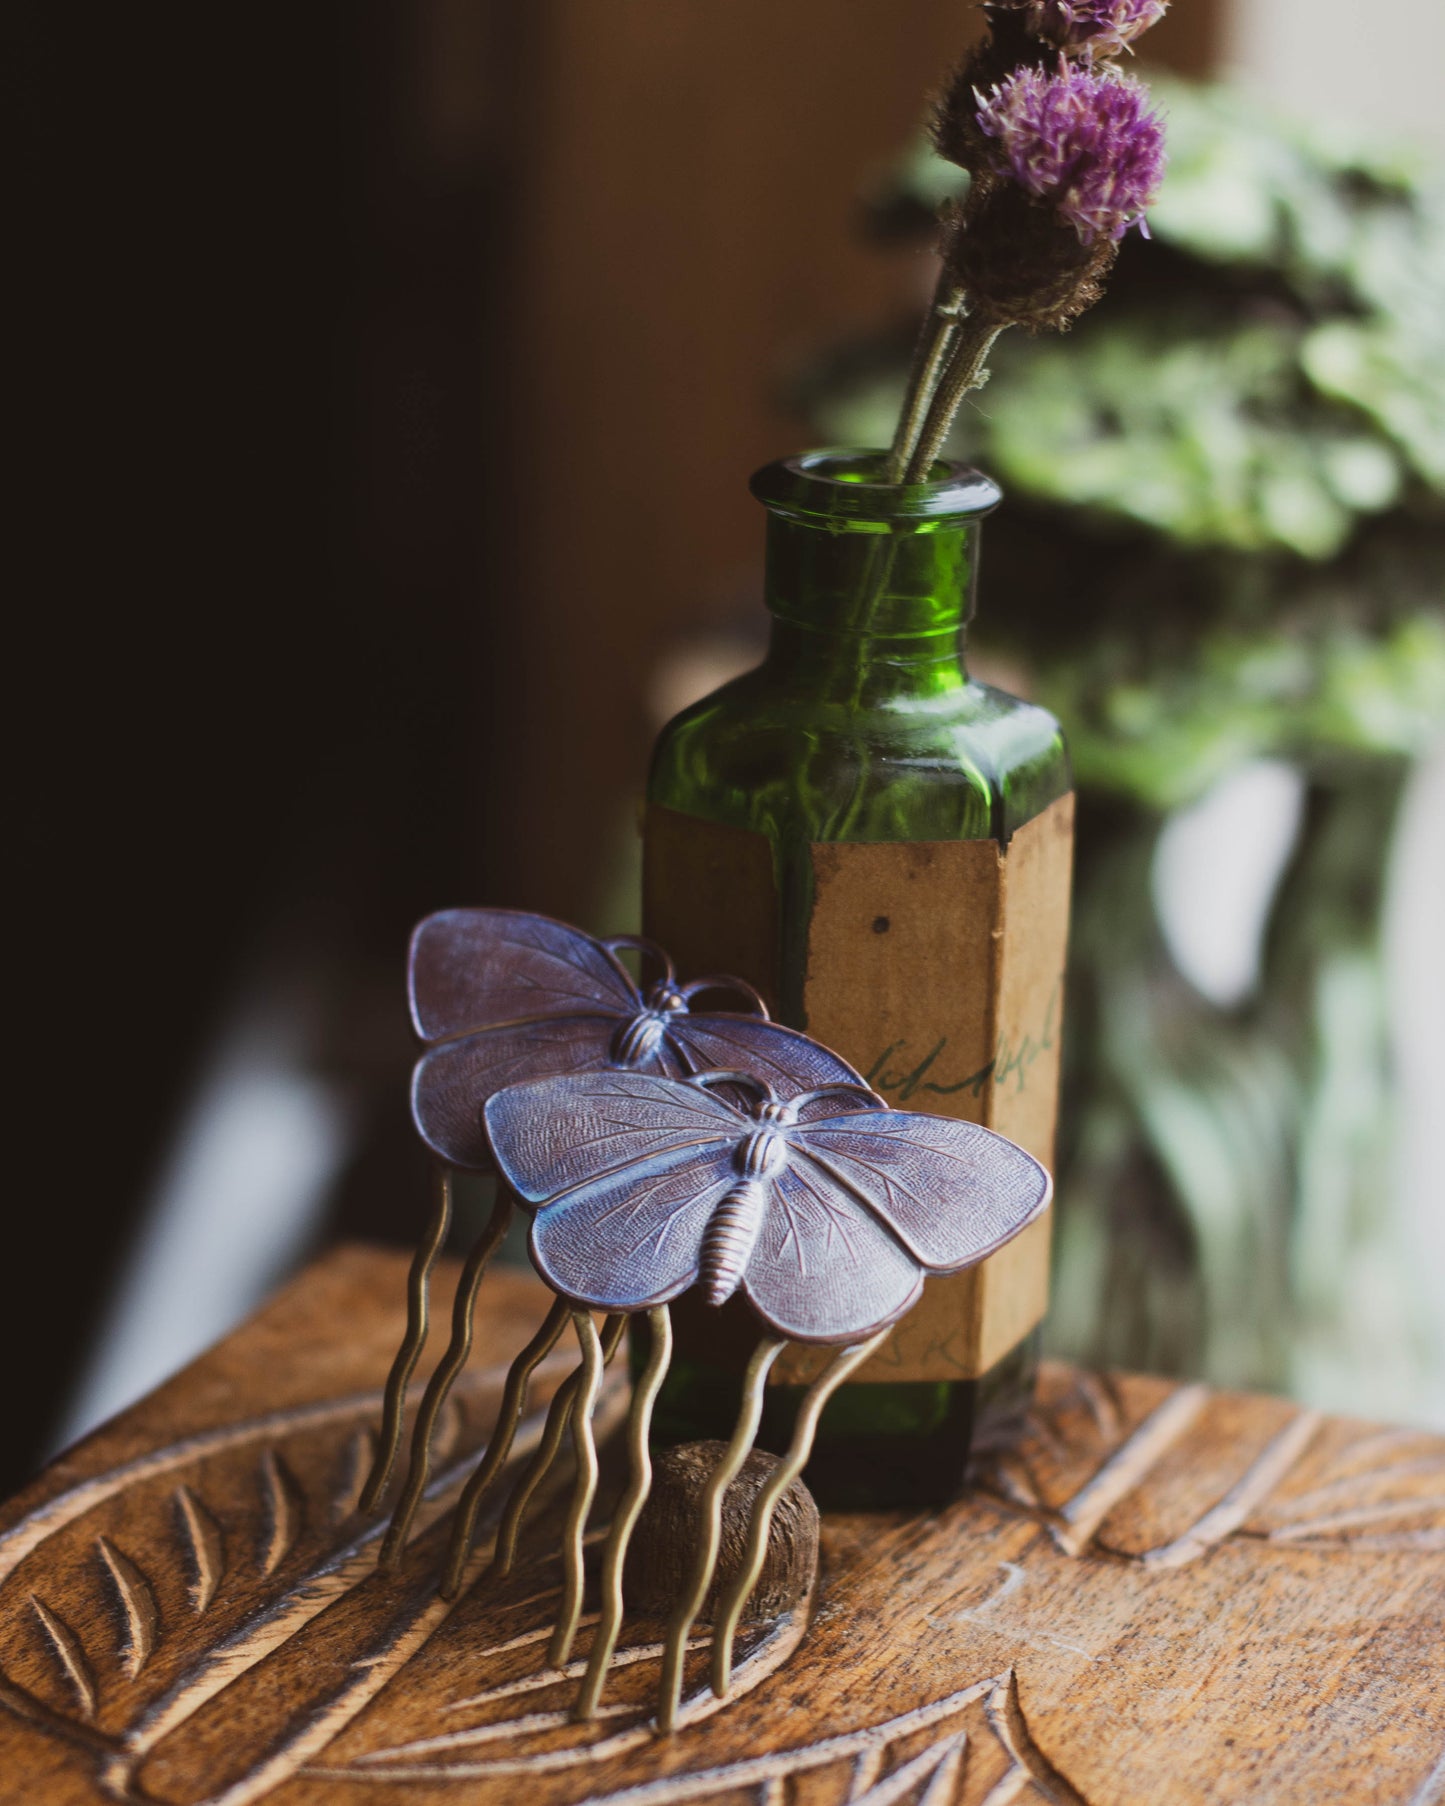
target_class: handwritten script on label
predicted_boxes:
[865,981,1060,1105]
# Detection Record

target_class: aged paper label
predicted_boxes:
[643,794,1074,1383]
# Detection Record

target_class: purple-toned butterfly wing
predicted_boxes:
[411,1019,621,1169]
[484,1072,743,1204]
[664,1013,866,1099]
[409,908,640,1040]
[484,1072,748,1311]
[789,1110,1051,1271]
[407,908,876,1168]
[530,1153,737,1311]
[740,1160,924,1344]
[409,909,645,1166]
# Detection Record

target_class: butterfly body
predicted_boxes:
[608,985,689,1067]
[700,1108,797,1302]
[701,1181,765,1305]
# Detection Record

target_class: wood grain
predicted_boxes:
[1,1246,1440,1804]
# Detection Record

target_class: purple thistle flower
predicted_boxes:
[1019,0,1169,58]
[975,64,1166,245]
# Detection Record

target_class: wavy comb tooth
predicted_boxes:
[438,1295,572,1599]
[359,1165,454,1514]
[656,1336,784,1734]
[378,1189,514,1567]
[708,1328,889,1700]
[574,1304,673,1721]
[548,1313,606,1668]
[488,1314,627,1583]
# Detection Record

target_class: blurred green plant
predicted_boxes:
[805,77,1445,1409]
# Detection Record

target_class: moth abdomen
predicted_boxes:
[699,1180,767,1306]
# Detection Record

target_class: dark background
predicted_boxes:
[7,3,1221,1495]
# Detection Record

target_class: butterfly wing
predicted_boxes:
[740,1158,924,1344]
[485,1072,746,1312]
[664,1012,868,1099]
[411,1018,622,1168]
[530,1149,738,1312]
[484,1071,744,1204]
[789,1109,1051,1272]
[408,908,639,1042]
[408,910,645,1167]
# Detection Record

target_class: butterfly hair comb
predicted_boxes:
[361,909,863,1529]
[379,1056,1051,1733]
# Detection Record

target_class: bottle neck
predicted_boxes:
[761,511,981,703]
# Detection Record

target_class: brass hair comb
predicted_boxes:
[367,911,1051,1732]
[359,907,863,1519]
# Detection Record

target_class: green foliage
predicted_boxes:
[1050,610,1445,809]
[991,320,1409,557]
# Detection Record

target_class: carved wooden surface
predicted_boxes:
[2,1246,1441,1805]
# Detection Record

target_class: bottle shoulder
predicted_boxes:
[656,667,1062,745]
[648,670,1070,843]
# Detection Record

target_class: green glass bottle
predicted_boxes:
[641,450,1073,1508]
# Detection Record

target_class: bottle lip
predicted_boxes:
[750,448,1002,527]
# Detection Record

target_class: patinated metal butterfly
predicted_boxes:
[408,908,862,1170]
[362,908,864,1524]
[494,1069,1050,1343]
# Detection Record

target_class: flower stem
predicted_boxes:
[903,315,1007,481]
[883,271,966,483]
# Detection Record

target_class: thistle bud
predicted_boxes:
[995,0,1169,59]
[892,2,1169,474]
[947,178,1115,330]
[974,63,1166,246]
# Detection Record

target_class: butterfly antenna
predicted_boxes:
[708,1327,889,1699]
[438,1295,572,1599]
[602,932,673,985]
[574,1303,673,1720]
[688,1069,773,1103]
[489,1313,627,1581]
[786,1082,884,1118]
[360,1164,454,1513]
[377,1189,515,1566]
[548,1313,607,1668]
[656,1335,785,1734]
[678,974,768,1015]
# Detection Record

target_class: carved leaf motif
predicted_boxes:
[306,1579,807,1787]
[327,1665,1079,1806]
[173,1487,225,1614]
[1245,1425,1445,1549]
[979,1670,1087,1806]
[4,1315,1440,1806]
[256,1450,304,1576]
[28,1597,97,1720]
[974,1368,1445,1567]
[848,1731,967,1803]
[96,1537,159,1679]
[0,1354,623,1804]
[346,1617,710,1771]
